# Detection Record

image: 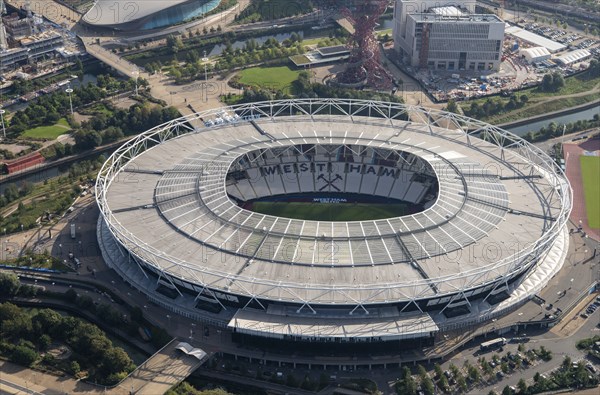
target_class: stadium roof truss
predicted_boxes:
[96,99,571,314]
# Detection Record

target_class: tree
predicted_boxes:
[438,375,449,393]
[434,363,444,380]
[32,308,62,335]
[11,345,38,366]
[38,334,51,351]
[552,72,565,90]
[102,347,134,375]
[166,35,184,54]
[4,183,19,201]
[70,360,81,374]
[456,374,467,393]
[422,375,435,395]
[467,365,481,383]
[0,273,20,296]
[541,73,554,91]
[502,385,512,395]
[397,366,417,395]
[0,302,21,322]
[73,130,102,150]
[517,378,527,393]
[445,99,459,114]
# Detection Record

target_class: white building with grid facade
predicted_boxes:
[393,0,504,71]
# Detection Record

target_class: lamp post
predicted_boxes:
[0,109,6,139]
[202,51,209,101]
[132,69,139,96]
[65,88,74,116]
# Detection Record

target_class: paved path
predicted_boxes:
[0,360,104,394]
[118,340,206,395]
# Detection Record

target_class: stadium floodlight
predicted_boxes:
[65,88,74,116]
[0,109,6,139]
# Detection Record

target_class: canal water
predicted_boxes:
[504,105,599,136]
[208,31,305,56]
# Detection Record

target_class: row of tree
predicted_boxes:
[228,70,405,105]
[523,114,600,142]
[6,75,148,138]
[464,94,529,119]
[0,294,135,385]
[71,102,180,151]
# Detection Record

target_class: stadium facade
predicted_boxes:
[82,0,221,30]
[96,99,571,355]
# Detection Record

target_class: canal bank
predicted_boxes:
[500,99,600,136]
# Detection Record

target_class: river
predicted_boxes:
[504,105,599,136]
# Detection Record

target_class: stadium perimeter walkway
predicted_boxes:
[116,339,206,394]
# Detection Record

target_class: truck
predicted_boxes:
[480,337,507,352]
[70,223,76,239]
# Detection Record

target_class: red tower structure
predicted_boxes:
[330,0,393,90]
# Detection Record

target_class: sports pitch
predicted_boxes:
[250,202,410,221]
[580,155,600,229]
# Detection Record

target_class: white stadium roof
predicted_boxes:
[505,25,566,53]
[97,100,570,307]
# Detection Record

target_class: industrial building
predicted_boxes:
[393,0,505,71]
[505,25,566,53]
[556,49,592,66]
[520,46,551,63]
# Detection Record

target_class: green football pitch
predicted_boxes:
[580,155,600,229]
[250,202,410,221]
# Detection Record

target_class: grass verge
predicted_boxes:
[21,118,71,140]
[237,65,302,92]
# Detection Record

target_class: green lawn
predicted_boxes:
[238,66,301,93]
[251,202,409,221]
[580,155,600,229]
[21,118,71,139]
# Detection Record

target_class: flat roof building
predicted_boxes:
[393,0,504,71]
[505,25,566,53]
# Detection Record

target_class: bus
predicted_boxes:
[480,337,507,352]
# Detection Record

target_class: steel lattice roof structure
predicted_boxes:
[96,99,571,321]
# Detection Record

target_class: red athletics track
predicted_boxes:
[563,137,600,241]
